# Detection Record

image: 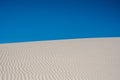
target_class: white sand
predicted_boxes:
[0,38,120,80]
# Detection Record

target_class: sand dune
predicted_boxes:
[0,38,120,80]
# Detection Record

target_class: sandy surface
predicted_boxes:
[0,38,120,80]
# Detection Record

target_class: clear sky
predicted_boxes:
[0,0,120,43]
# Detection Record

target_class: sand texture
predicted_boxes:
[0,38,120,80]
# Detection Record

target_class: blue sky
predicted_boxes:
[0,0,120,43]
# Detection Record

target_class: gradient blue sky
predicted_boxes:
[0,0,120,43]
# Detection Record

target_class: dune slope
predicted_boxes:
[0,38,120,80]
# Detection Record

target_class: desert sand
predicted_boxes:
[0,38,120,80]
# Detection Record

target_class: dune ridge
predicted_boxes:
[0,38,120,80]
